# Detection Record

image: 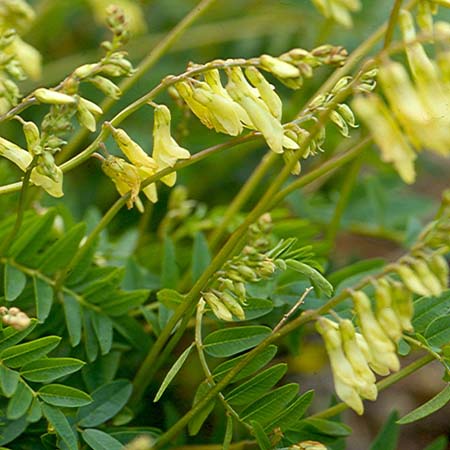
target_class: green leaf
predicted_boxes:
[4,264,26,301]
[424,316,450,348]
[240,383,299,425]
[6,380,33,420]
[81,429,123,450]
[250,420,271,450]
[42,403,78,450]
[38,384,92,407]
[157,288,184,310]
[414,290,450,334]
[0,410,28,445]
[370,411,399,450]
[188,381,216,436]
[0,319,37,352]
[91,313,113,355]
[243,298,273,320]
[424,436,448,450]
[225,364,287,407]
[63,293,82,346]
[192,232,211,283]
[33,276,54,323]
[1,336,61,368]
[8,209,56,258]
[77,380,133,427]
[66,237,97,286]
[212,345,277,383]
[265,390,314,431]
[21,357,85,383]
[0,365,19,397]
[397,385,450,424]
[203,326,271,358]
[154,343,194,402]
[83,310,99,362]
[300,417,352,437]
[162,236,179,288]
[101,289,149,316]
[81,351,120,392]
[286,259,333,297]
[27,398,42,423]
[37,222,86,275]
[328,258,385,288]
[83,268,125,304]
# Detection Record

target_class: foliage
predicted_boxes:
[0,1,449,450]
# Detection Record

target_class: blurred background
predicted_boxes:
[0,1,449,448]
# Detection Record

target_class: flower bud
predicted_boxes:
[374,278,403,342]
[330,110,349,137]
[203,292,233,321]
[340,319,377,400]
[351,290,399,372]
[391,281,414,331]
[260,54,301,79]
[218,291,245,320]
[428,253,449,289]
[336,103,357,128]
[410,258,444,296]
[395,263,431,296]
[23,121,41,155]
[73,63,98,79]
[245,67,282,120]
[34,88,76,105]
[89,76,122,99]
[77,97,102,132]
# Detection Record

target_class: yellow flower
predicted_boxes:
[351,290,399,373]
[227,67,284,154]
[374,278,403,342]
[110,126,159,203]
[101,155,144,211]
[352,94,416,184]
[152,104,190,187]
[0,136,63,197]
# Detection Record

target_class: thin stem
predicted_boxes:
[271,137,370,209]
[208,151,278,251]
[311,353,435,419]
[325,153,363,248]
[59,0,218,161]
[0,156,38,256]
[194,300,249,429]
[272,287,313,334]
[384,0,405,50]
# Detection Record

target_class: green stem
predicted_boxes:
[208,151,278,251]
[384,0,405,50]
[325,153,363,248]
[311,353,435,419]
[270,137,370,209]
[0,156,38,256]
[194,300,248,429]
[59,0,218,162]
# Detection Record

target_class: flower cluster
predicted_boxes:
[0,5,134,198]
[0,306,31,331]
[201,213,282,321]
[353,8,450,184]
[311,0,361,28]
[103,104,190,210]
[173,46,347,165]
[0,0,41,114]
[317,247,449,414]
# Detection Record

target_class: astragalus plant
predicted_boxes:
[0,0,449,449]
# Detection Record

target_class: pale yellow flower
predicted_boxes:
[152,104,190,187]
